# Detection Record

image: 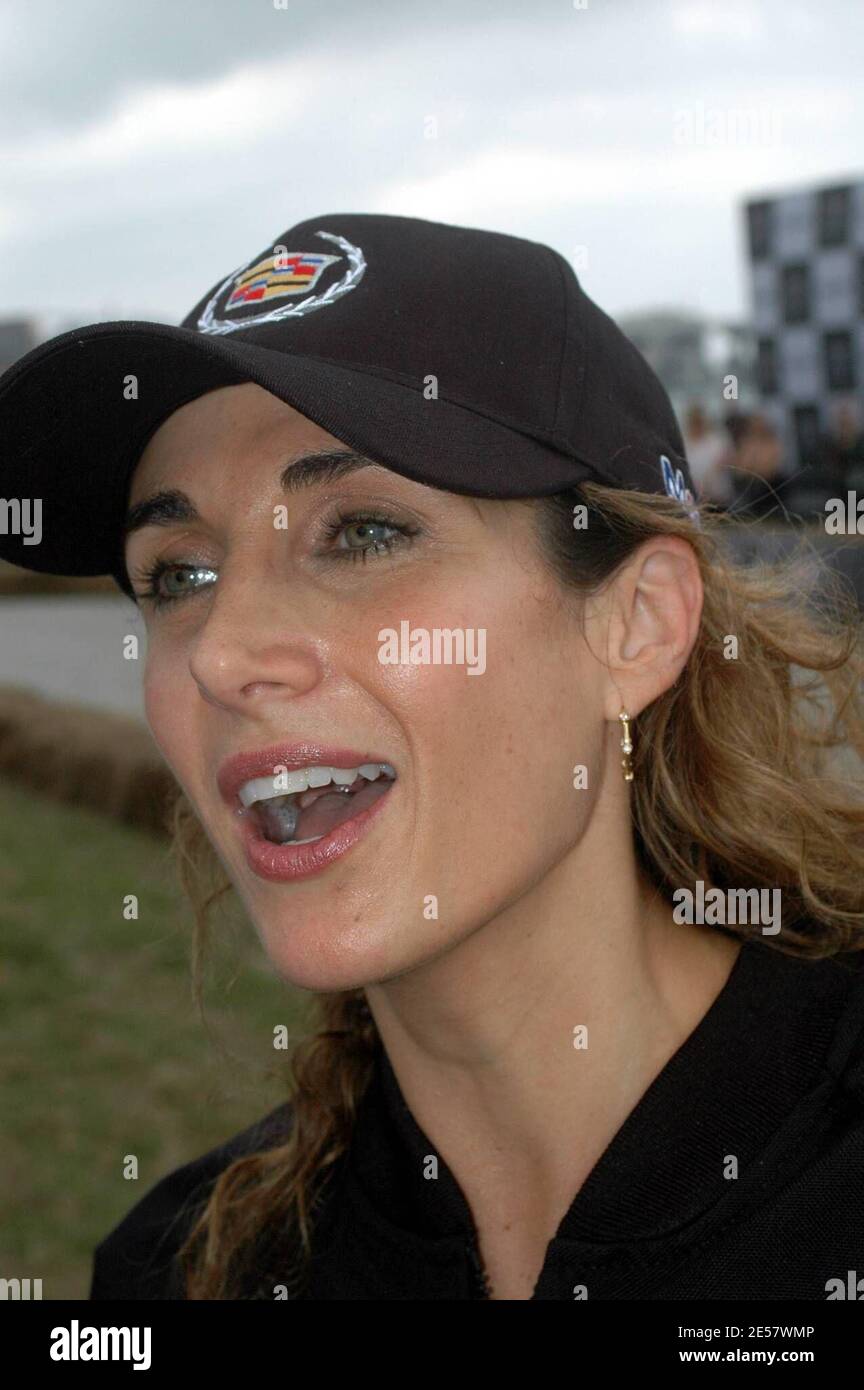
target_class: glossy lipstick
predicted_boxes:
[217,743,396,883]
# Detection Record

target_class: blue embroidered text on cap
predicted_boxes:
[660,454,701,527]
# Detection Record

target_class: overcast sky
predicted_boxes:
[1,0,862,337]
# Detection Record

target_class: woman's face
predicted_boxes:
[125,382,612,991]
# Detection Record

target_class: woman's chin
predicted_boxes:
[254,913,429,994]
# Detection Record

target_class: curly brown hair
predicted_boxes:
[171,480,864,1298]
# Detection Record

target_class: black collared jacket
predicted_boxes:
[90,938,864,1300]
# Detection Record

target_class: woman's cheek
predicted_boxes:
[142,645,191,773]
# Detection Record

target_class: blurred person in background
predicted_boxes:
[726,412,783,517]
[683,403,735,508]
[818,400,864,488]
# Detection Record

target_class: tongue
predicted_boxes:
[295,778,391,839]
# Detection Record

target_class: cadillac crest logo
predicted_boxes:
[225,252,340,310]
[197,230,366,336]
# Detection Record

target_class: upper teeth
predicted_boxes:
[238,763,396,809]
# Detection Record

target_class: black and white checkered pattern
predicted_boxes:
[745,177,864,472]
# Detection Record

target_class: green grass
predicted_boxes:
[0,776,311,1299]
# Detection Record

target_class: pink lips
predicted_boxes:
[216,742,397,884]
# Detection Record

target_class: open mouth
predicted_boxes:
[238,763,397,846]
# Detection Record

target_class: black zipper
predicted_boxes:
[466,1234,493,1299]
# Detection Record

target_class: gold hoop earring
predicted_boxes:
[618,710,634,782]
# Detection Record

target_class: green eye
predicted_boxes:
[339,519,398,551]
[319,510,420,563]
[134,561,217,608]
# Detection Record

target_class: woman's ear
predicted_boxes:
[600,536,703,719]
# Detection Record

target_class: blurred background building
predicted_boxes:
[617,176,864,527]
[0,317,38,373]
[745,175,864,484]
[619,309,758,420]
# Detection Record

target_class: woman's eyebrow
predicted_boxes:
[279,448,378,495]
[123,449,377,539]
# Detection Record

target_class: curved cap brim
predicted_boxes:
[0,320,590,594]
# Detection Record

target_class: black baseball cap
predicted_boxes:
[0,212,698,599]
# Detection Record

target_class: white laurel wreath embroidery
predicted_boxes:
[196,230,366,336]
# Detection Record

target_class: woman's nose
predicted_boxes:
[187,574,326,715]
